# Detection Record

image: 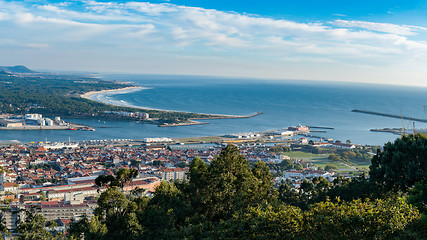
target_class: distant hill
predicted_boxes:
[0,65,35,73]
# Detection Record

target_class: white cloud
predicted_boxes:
[125,2,177,15]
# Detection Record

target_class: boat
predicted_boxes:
[68,128,77,130]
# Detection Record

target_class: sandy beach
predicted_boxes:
[80,86,171,111]
[80,86,146,100]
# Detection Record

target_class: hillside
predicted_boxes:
[0,65,35,73]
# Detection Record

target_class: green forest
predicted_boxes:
[7,134,426,240]
[0,71,213,120]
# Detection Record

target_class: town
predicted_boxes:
[0,125,376,235]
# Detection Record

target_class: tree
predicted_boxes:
[15,206,55,240]
[95,175,115,188]
[407,181,427,237]
[278,180,302,206]
[95,168,138,188]
[95,186,130,219]
[69,215,108,240]
[304,196,420,240]
[370,134,427,197]
[40,191,47,202]
[324,164,338,171]
[251,161,278,204]
[328,153,341,162]
[215,204,304,239]
[199,145,277,221]
[115,168,138,187]
[94,186,142,239]
[187,156,208,213]
[141,181,190,239]
[213,196,420,240]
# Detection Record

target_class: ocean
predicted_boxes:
[2,74,427,145]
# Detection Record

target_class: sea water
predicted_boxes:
[1,74,427,145]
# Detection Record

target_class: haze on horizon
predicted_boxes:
[1,0,427,86]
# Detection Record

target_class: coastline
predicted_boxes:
[79,85,263,120]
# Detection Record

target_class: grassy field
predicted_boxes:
[284,151,370,172]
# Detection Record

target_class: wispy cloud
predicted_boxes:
[332,19,427,36]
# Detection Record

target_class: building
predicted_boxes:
[2,206,21,230]
[144,137,173,143]
[25,114,43,119]
[271,130,294,136]
[141,113,149,119]
[1,182,18,193]
[332,142,356,149]
[46,186,104,200]
[135,112,149,119]
[158,167,188,182]
[45,119,54,126]
[38,201,93,222]
[0,119,23,128]
[223,132,260,139]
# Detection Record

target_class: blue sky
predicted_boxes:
[1,0,427,86]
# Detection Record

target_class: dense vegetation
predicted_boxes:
[5,135,427,239]
[327,148,373,163]
[66,138,424,240]
[0,69,213,120]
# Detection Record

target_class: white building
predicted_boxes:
[223,132,261,139]
[159,168,188,182]
[25,114,43,119]
[45,118,54,126]
[144,137,173,143]
[271,131,294,136]
[0,119,23,127]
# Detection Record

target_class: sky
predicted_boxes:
[1,0,427,86]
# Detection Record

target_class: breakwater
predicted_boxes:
[193,112,263,120]
[352,109,427,123]
[308,126,334,130]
